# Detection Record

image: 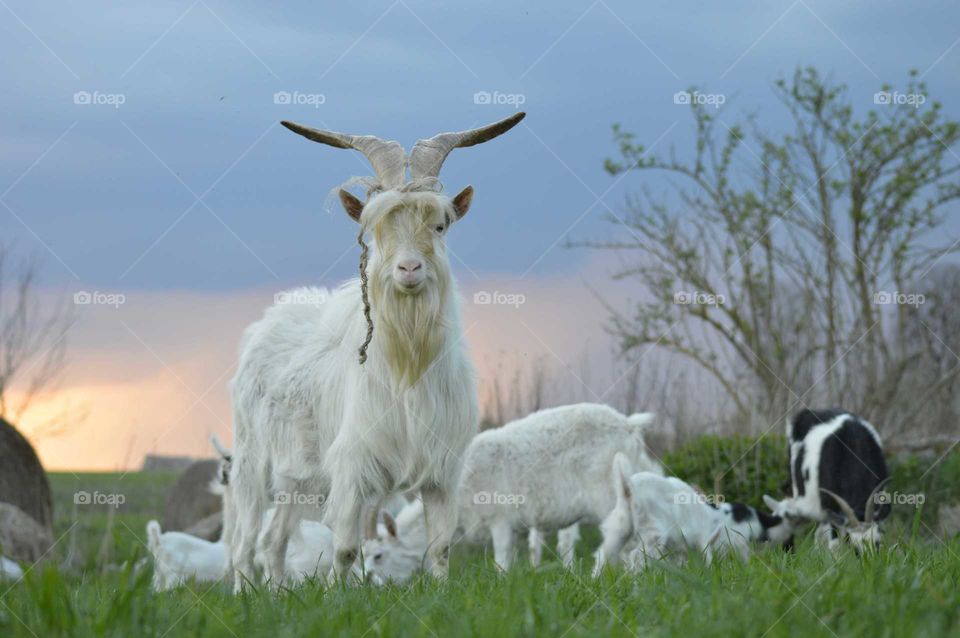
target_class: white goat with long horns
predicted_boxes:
[228,113,525,591]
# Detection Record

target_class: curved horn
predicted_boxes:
[409,112,526,179]
[865,477,892,524]
[281,121,407,189]
[819,488,859,527]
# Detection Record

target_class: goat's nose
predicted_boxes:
[397,259,423,273]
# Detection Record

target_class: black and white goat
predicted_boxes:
[763,409,891,552]
[592,454,792,575]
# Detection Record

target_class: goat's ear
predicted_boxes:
[339,189,364,222]
[762,494,782,512]
[452,185,474,220]
[382,511,398,539]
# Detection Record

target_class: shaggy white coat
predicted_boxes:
[228,190,478,590]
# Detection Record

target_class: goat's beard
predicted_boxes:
[370,265,449,389]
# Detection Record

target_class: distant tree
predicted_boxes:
[585,68,960,433]
[0,246,75,431]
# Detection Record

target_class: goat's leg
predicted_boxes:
[261,479,298,589]
[422,485,458,580]
[490,520,514,572]
[527,528,543,567]
[593,515,631,577]
[557,523,580,567]
[326,481,363,582]
[220,491,236,578]
[232,504,261,593]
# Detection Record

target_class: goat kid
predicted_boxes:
[146,521,226,591]
[592,454,793,576]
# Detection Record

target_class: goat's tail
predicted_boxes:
[146,520,162,555]
[626,412,655,430]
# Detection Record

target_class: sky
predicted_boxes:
[1,1,958,469]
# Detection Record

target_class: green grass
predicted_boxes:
[47,471,179,570]
[2,535,958,637]
[2,467,956,637]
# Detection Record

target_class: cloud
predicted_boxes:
[20,257,627,470]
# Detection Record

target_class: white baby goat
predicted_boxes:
[146,520,226,591]
[364,403,663,583]
[592,454,793,575]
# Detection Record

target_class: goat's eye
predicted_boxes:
[434,225,445,234]
[374,553,383,562]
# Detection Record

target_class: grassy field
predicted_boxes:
[1,472,958,637]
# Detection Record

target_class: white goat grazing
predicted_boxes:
[146,521,226,591]
[228,113,525,590]
[364,403,663,583]
[592,455,794,575]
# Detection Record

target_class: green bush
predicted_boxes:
[890,450,960,528]
[662,434,788,509]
